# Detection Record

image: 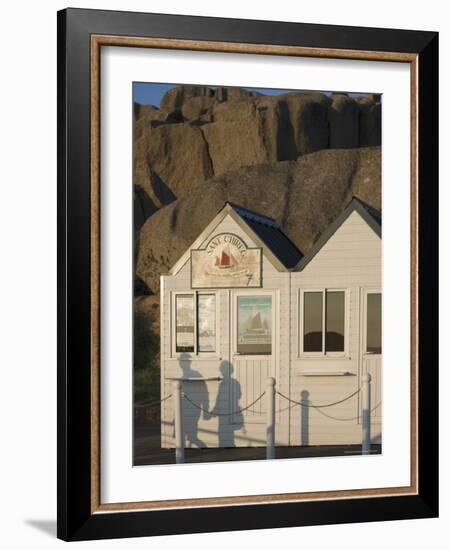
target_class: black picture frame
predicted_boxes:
[57,7,438,541]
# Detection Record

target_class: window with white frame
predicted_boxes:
[197,294,216,352]
[366,292,382,354]
[302,290,346,354]
[174,293,217,354]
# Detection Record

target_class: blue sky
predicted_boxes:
[133,82,367,107]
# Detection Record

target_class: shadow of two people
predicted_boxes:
[178,353,243,448]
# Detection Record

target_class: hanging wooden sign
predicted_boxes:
[191,233,262,288]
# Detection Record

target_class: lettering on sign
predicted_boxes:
[191,233,262,288]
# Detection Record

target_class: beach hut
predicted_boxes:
[290,199,382,446]
[160,199,381,449]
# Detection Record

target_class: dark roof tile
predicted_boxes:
[229,203,303,269]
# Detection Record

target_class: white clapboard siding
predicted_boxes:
[289,210,381,445]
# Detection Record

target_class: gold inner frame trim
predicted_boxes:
[90,34,419,514]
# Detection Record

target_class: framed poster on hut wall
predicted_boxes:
[57,8,438,541]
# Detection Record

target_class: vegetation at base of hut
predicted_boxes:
[133,297,160,417]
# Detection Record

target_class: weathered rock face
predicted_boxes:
[133,105,174,205]
[277,92,330,156]
[329,94,360,148]
[134,185,157,230]
[160,85,213,116]
[136,146,381,294]
[145,123,214,199]
[202,100,270,175]
[133,86,382,228]
[181,95,215,121]
[357,98,382,147]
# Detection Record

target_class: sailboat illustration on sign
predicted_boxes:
[214,245,238,269]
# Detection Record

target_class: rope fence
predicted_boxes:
[315,401,381,422]
[139,374,377,463]
[134,393,173,409]
[182,391,266,417]
[134,393,173,424]
[135,385,378,421]
[135,383,365,414]
[276,388,361,409]
[180,387,364,416]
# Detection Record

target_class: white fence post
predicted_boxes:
[266,377,276,459]
[173,380,184,464]
[361,373,371,455]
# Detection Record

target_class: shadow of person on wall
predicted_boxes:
[210,361,244,448]
[179,353,208,449]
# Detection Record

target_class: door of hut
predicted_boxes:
[229,290,277,426]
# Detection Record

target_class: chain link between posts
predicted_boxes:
[182,391,266,417]
[136,384,381,423]
[134,393,173,409]
[275,387,382,421]
[182,386,366,417]
[275,388,361,409]
[315,401,381,422]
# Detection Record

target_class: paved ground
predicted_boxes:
[133,422,381,466]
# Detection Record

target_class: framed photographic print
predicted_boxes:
[57,8,438,541]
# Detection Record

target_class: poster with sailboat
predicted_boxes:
[237,296,272,354]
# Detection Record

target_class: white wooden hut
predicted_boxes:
[160,198,381,449]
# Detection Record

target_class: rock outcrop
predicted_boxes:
[133,86,381,229]
[357,96,382,147]
[329,93,360,148]
[136,146,381,294]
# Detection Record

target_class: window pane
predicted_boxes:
[326,291,345,352]
[237,296,272,354]
[366,293,382,353]
[175,295,194,353]
[197,294,216,352]
[303,292,323,352]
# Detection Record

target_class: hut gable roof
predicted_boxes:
[230,204,303,269]
[169,202,303,275]
[295,197,381,272]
